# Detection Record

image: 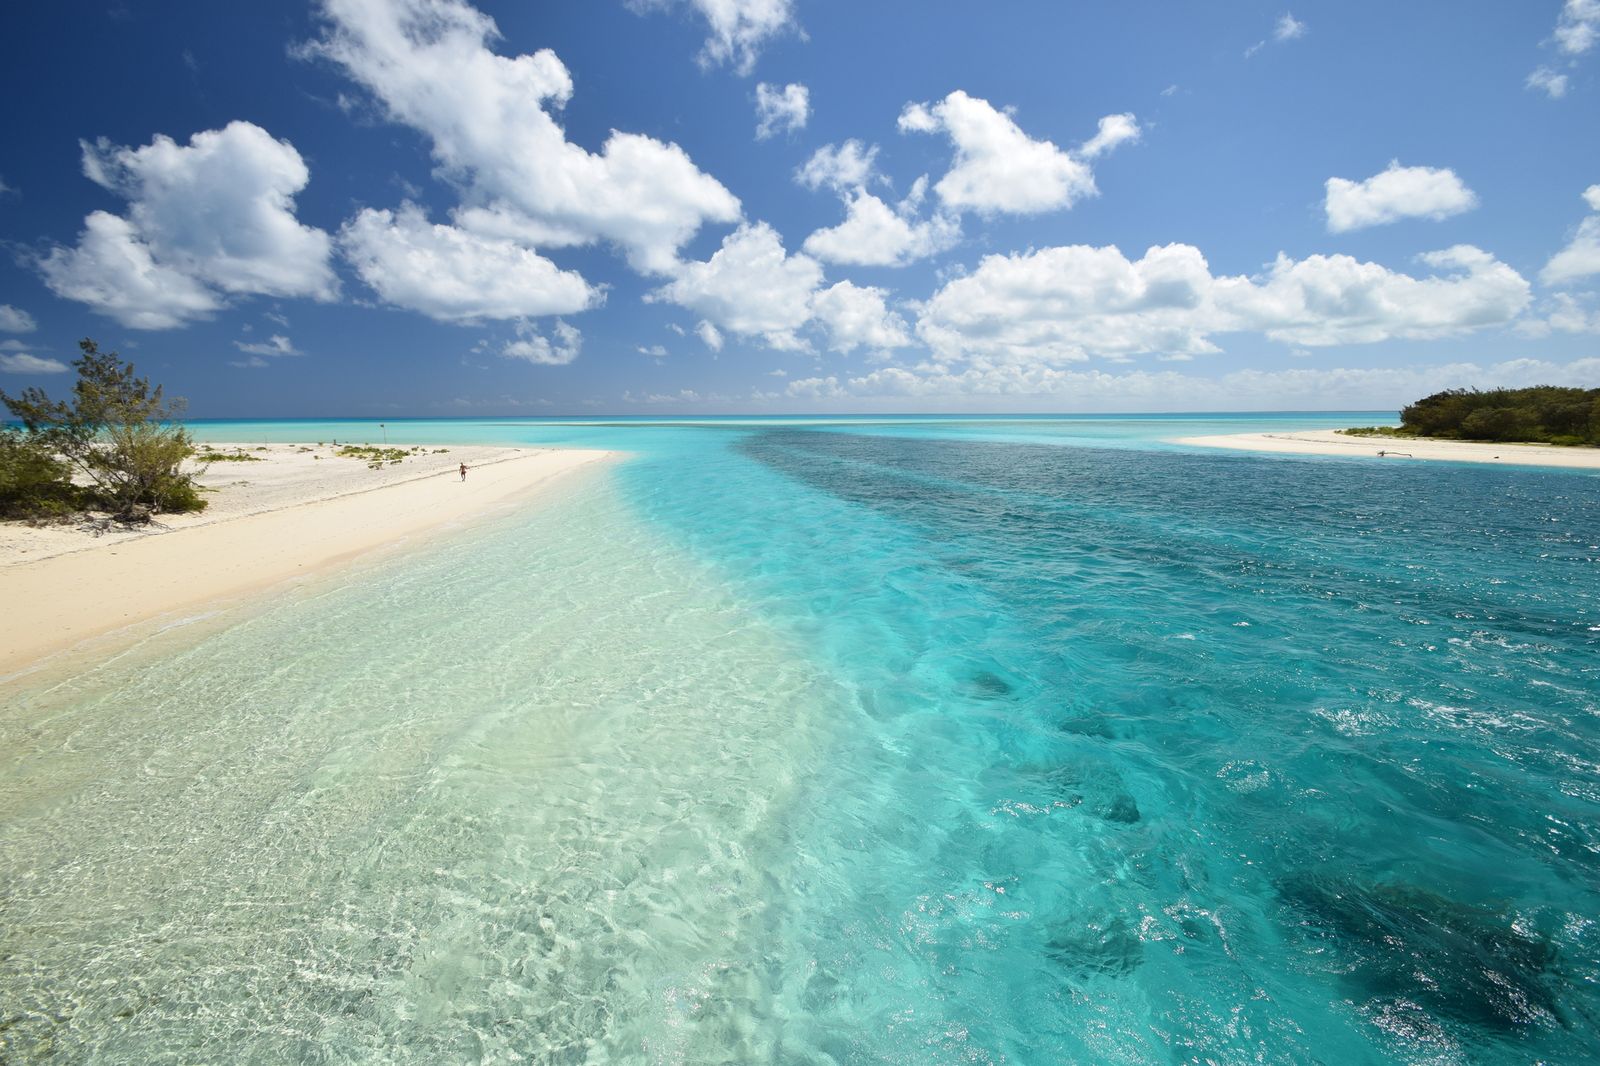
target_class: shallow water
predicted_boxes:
[3,415,1598,1063]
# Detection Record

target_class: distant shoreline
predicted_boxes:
[1173,429,1600,470]
[0,443,611,678]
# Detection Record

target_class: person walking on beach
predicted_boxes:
[459,462,468,482]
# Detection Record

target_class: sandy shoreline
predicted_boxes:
[0,444,611,678]
[1174,429,1600,470]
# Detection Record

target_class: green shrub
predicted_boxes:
[195,448,264,462]
[0,428,85,518]
[1354,386,1600,446]
[1,339,207,520]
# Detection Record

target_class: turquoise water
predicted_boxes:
[3,414,1598,1063]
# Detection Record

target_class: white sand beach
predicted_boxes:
[0,443,611,676]
[1173,429,1600,470]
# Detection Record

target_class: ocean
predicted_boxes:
[3,414,1598,1063]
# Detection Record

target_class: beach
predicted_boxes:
[1174,427,1600,469]
[0,442,610,677]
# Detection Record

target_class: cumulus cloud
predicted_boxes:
[775,356,1600,413]
[796,143,958,266]
[40,212,224,329]
[755,82,808,139]
[38,122,335,328]
[1324,161,1479,232]
[503,320,581,365]
[630,0,798,74]
[917,242,1530,364]
[795,140,880,192]
[340,204,598,322]
[649,222,822,350]
[802,189,959,267]
[1541,184,1600,285]
[1079,113,1141,160]
[809,280,910,353]
[311,0,740,275]
[898,91,1138,215]
[234,333,303,357]
[1517,292,1600,335]
[696,319,724,351]
[0,305,36,332]
[0,352,70,374]
[638,344,668,358]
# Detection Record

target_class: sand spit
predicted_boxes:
[1173,429,1600,470]
[0,444,610,676]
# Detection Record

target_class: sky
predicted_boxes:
[1,0,1598,416]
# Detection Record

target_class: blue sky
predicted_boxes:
[1,0,1598,415]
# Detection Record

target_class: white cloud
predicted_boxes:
[630,0,798,74]
[340,204,598,322]
[40,211,224,329]
[1234,246,1528,345]
[695,319,724,351]
[638,344,669,358]
[230,355,271,369]
[1324,161,1478,232]
[782,357,1600,413]
[80,123,336,299]
[1530,2,1599,97]
[0,305,36,332]
[917,242,1530,364]
[795,140,880,193]
[0,353,70,374]
[801,189,959,267]
[1555,0,1600,55]
[312,0,740,275]
[1541,184,1600,285]
[624,387,705,406]
[1246,12,1307,57]
[1079,113,1141,160]
[503,320,581,365]
[898,91,1137,215]
[38,122,334,328]
[809,280,910,353]
[234,333,303,357]
[755,82,808,139]
[1526,66,1570,98]
[649,222,822,350]
[1517,292,1600,335]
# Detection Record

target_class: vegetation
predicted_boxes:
[335,444,436,468]
[0,430,85,518]
[1344,386,1600,446]
[196,447,266,462]
[0,339,206,521]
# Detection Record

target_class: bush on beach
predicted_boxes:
[0,339,206,521]
[1345,386,1600,446]
[1400,386,1600,445]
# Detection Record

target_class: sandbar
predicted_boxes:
[0,444,610,677]
[1173,429,1600,470]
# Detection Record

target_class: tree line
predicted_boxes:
[1349,386,1600,446]
[1,339,206,521]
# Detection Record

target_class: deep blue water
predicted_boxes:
[4,414,1599,1063]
